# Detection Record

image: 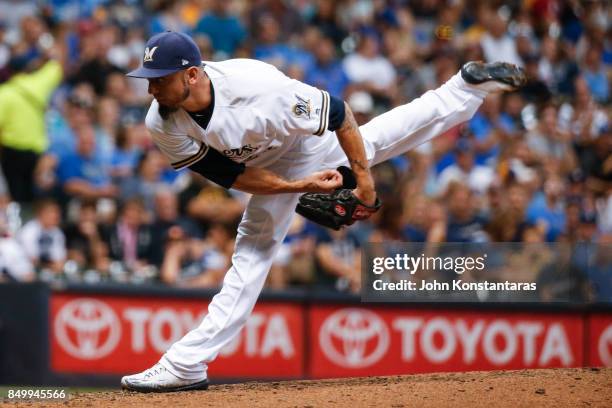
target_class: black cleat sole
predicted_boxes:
[461,61,527,89]
[122,378,209,393]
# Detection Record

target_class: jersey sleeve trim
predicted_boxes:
[314,90,330,136]
[170,142,209,169]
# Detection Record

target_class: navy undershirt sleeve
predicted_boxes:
[327,96,346,131]
[188,146,246,189]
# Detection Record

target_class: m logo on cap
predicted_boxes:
[143,46,159,62]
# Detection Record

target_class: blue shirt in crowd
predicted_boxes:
[254,44,314,72]
[194,13,245,55]
[583,68,609,103]
[526,193,566,242]
[57,152,111,187]
[468,112,516,165]
[305,61,350,98]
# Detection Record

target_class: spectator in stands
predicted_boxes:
[0,16,63,203]
[68,21,123,96]
[486,183,531,242]
[149,0,191,36]
[598,192,612,234]
[101,197,155,274]
[110,123,142,182]
[191,33,214,62]
[194,0,246,58]
[150,187,202,267]
[305,35,349,98]
[526,176,567,241]
[549,43,580,97]
[480,11,522,66]
[468,93,514,166]
[13,15,48,64]
[313,225,361,293]
[248,0,305,43]
[160,222,232,287]
[445,183,488,243]
[120,149,171,212]
[347,90,374,126]
[581,45,609,104]
[436,139,495,196]
[500,92,526,135]
[526,104,577,174]
[269,216,315,289]
[17,199,66,274]
[55,124,118,202]
[366,193,401,237]
[576,127,612,196]
[537,35,558,90]
[253,14,313,74]
[402,195,430,242]
[563,201,582,243]
[342,32,397,102]
[46,87,96,160]
[381,7,419,70]
[0,211,34,282]
[63,199,108,272]
[566,170,588,207]
[521,53,552,104]
[184,176,246,232]
[497,224,552,284]
[309,0,346,46]
[105,71,139,106]
[95,95,120,156]
[567,76,608,143]
[577,211,599,243]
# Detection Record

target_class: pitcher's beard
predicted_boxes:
[158,83,190,119]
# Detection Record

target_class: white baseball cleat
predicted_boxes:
[461,61,527,93]
[121,363,209,393]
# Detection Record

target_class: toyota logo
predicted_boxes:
[55,299,121,360]
[319,308,389,368]
[599,324,612,367]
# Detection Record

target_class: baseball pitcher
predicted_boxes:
[121,31,525,392]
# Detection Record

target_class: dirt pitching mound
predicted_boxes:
[5,368,612,408]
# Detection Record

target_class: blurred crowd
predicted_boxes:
[0,0,610,300]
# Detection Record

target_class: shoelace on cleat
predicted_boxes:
[144,364,166,379]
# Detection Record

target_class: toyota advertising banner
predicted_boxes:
[587,314,612,368]
[309,306,584,378]
[49,292,609,380]
[50,294,304,378]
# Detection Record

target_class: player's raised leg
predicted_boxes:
[323,61,526,168]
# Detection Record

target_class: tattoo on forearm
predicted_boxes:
[350,159,368,171]
[339,105,359,133]
[337,103,370,173]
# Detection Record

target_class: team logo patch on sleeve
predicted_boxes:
[292,94,312,119]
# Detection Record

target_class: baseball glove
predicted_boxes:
[295,167,382,230]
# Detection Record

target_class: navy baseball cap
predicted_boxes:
[127,31,202,78]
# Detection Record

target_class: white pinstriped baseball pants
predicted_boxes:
[159,72,488,379]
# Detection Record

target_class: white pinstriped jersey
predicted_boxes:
[145,59,333,170]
